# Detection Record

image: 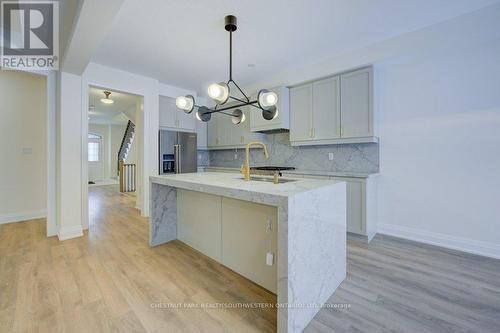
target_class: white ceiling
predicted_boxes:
[88,86,140,125]
[91,0,499,95]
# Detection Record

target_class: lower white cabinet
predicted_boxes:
[176,189,278,293]
[221,197,277,293]
[331,176,377,242]
[177,190,222,261]
[286,172,378,242]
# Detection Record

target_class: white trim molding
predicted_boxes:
[0,210,47,225]
[58,225,84,241]
[378,223,500,260]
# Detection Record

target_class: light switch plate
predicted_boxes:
[328,152,334,160]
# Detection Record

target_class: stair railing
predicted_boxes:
[119,160,136,193]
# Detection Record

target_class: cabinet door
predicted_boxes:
[345,180,365,234]
[207,112,223,147]
[250,87,289,131]
[340,68,373,138]
[312,76,340,140]
[159,96,176,129]
[177,190,222,261]
[290,84,313,142]
[221,197,277,293]
[228,105,245,146]
[176,106,196,132]
[216,112,231,146]
[232,106,262,145]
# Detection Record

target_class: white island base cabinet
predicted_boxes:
[150,172,346,333]
[177,189,278,293]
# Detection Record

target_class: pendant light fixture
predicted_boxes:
[100,91,114,104]
[176,15,278,124]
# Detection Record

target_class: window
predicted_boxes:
[88,133,101,140]
[88,142,100,162]
[88,133,102,162]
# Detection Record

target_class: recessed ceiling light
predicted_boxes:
[100,91,114,104]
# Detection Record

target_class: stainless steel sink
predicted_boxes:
[239,176,297,184]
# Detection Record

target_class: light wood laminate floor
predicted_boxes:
[1,185,499,333]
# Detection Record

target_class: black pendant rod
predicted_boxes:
[229,31,232,81]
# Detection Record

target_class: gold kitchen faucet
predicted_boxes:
[240,142,269,181]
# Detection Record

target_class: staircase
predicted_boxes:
[117,120,135,167]
[117,120,136,192]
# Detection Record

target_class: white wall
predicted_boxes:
[375,42,500,258]
[0,71,47,223]
[88,123,108,181]
[57,71,83,240]
[238,5,500,258]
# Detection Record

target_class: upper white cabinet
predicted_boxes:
[312,76,341,140]
[207,103,264,149]
[340,68,373,138]
[159,95,196,132]
[250,86,290,132]
[289,84,312,142]
[290,67,377,146]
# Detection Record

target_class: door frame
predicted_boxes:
[81,82,146,230]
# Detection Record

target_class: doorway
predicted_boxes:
[87,86,143,226]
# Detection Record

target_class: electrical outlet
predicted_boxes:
[328,152,334,160]
[266,218,272,232]
[234,153,238,160]
[266,252,274,266]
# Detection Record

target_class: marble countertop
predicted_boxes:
[201,166,377,179]
[150,172,342,199]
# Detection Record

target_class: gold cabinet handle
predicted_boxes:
[216,137,220,145]
[241,136,244,143]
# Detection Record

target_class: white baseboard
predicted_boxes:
[58,225,83,241]
[377,223,500,260]
[0,210,47,224]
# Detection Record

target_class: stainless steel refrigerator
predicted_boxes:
[159,130,197,174]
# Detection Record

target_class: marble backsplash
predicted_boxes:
[197,149,210,167]
[202,132,379,174]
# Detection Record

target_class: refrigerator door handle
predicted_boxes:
[174,144,180,174]
[178,145,182,173]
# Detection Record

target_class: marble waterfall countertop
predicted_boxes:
[150,172,343,204]
[150,172,347,333]
[200,166,378,179]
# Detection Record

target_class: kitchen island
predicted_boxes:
[150,172,346,333]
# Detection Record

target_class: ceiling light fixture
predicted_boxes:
[100,91,114,104]
[176,15,278,124]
